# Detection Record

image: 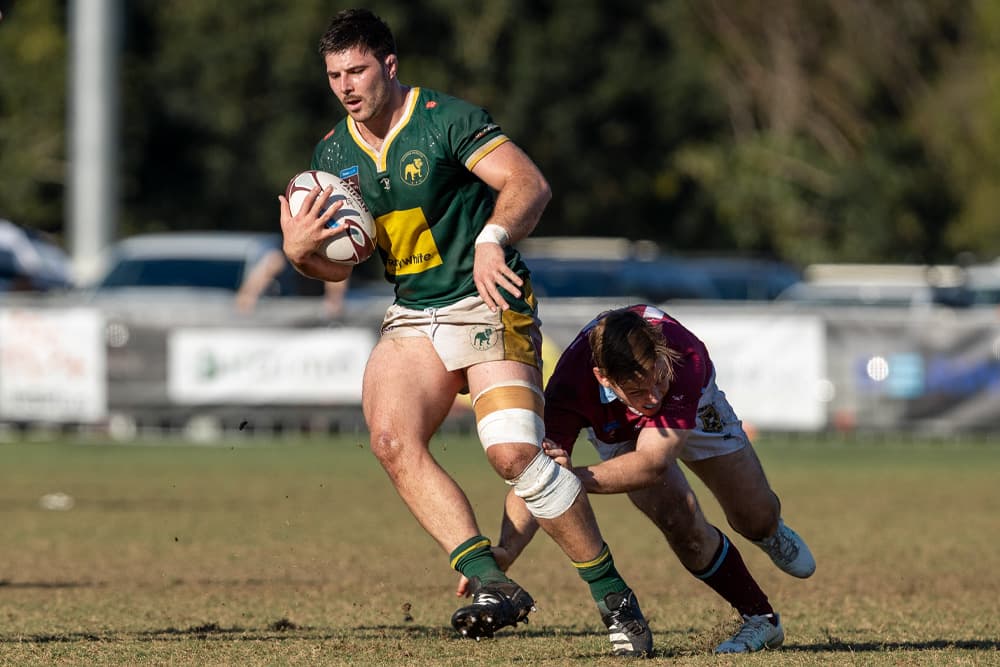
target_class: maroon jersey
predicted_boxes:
[544,305,714,451]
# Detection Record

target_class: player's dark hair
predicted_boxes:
[588,309,679,387]
[318,8,397,60]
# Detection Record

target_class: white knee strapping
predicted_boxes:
[473,380,545,449]
[507,450,582,520]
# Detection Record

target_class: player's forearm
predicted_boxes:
[285,250,353,283]
[573,451,668,494]
[488,170,551,244]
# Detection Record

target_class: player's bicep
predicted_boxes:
[470,141,540,192]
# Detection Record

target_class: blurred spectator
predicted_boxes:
[235,247,348,317]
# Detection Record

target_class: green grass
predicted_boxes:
[1,434,998,665]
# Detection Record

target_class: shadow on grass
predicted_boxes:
[781,639,1000,653]
[0,580,105,589]
[0,577,329,589]
[2,622,997,657]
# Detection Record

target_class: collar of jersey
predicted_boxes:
[347,86,421,172]
[599,384,618,404]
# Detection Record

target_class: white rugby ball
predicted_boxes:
[285,170,377,265]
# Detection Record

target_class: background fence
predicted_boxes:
[2,293,998,438]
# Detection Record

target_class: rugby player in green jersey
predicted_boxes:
[278,8,652,657]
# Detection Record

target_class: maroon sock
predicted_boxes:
[689,528,774,619]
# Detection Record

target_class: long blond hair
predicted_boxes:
[587,309,681,386]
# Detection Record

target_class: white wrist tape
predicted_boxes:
[475,224,510,247]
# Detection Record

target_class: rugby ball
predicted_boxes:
[285,170,377,265]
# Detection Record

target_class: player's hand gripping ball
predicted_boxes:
[285,170,376,265]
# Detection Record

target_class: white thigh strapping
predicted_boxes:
[472,380,545,449]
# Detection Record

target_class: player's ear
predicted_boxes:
[592,367,612,388]
[384,53,398,79]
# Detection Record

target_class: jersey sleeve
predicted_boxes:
[543,344,592,451]
[641,393,700,431]
[543,396,588,453]
[439,96,509,170]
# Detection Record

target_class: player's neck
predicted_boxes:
[356,84,411,150]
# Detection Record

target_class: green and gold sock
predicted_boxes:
[450,535,508,585]
[575,543,628,602]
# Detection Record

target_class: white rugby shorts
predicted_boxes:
[379,295,543,372]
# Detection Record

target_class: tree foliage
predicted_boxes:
[1,0,996,263]
[0,0,66,234]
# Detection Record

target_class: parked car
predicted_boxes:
[80,231,392,324]
[521,256,720,302]
[0,218,74,292]
[682,257,802,301]
[88,231,299,295]
[518,237,720,302]
[961,260,1000,306]
[775,281,937,307]
[773,262,994,309]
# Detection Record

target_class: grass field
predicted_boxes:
[1,433,998,666]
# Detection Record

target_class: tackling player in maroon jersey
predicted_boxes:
[460,304,815,654]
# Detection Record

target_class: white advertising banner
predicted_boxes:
[0,308,107,422]
[673,312,827,431]
[168,328,375,404]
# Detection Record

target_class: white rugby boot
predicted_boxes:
[714,613,784,654]
[752,518,816,578]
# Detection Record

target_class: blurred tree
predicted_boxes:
[0,0,67,237]
[671,0,967,262]
[118,0,334,235]
[911,2,1000,260]
[1,0,997,265]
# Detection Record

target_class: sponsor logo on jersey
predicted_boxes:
[472,123,500,142]
[386,252,435,272]
[380,207,443,276]
[470,326,498,351]
[338,166,363,197]
[399,150,429,186]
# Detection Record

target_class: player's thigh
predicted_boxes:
[628,462,712,540]
[362,336,465,442]
[466,358,542,393]
[685,444,780,534]
[466,360,544,477]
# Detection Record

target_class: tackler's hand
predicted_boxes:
[542,439,572,469]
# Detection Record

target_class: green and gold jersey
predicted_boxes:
[311,87,532,311]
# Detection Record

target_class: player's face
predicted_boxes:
[324,48,396,124]
[599,357,670,418]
